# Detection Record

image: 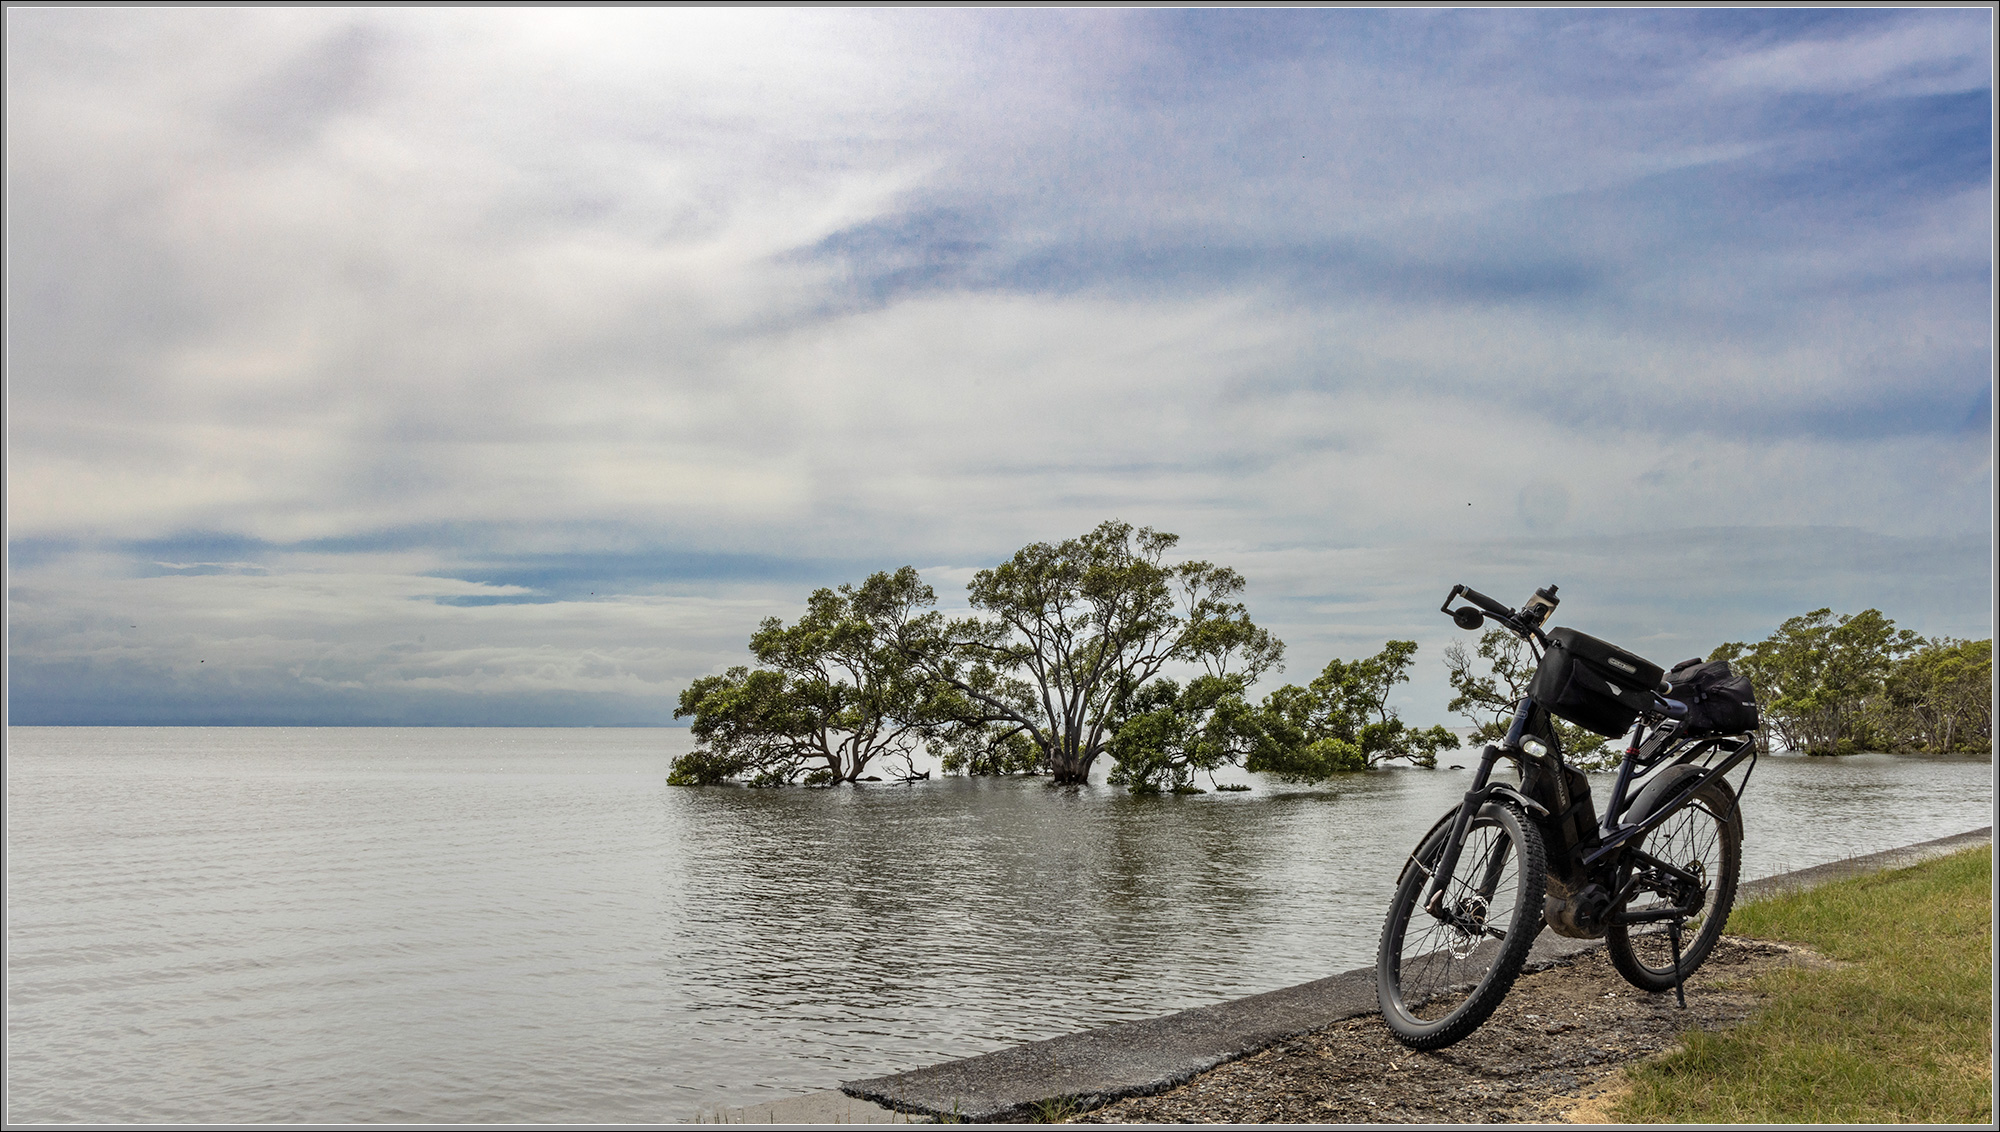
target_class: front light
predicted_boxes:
[1521,738,1550,759]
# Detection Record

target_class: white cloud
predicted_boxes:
[6,553,798,720]
[1698,15,1992,97]
[6,8,1990,723]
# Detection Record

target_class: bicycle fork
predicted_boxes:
[1422,739,1524,934]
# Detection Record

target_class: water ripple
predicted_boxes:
[6,727,1990,1122]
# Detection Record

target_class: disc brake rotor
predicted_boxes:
[1447,896,1489,958]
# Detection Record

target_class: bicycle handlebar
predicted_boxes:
[1458,586,1512,617]
[1441,583,1552,644]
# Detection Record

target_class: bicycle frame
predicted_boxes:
[1418,594,1759,932]
[1381,581,1761,1045]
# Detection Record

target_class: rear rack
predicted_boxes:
[1585,731,1759,868]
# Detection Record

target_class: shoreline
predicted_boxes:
[1076,933,1829,1124]
[717,826,1993,1124]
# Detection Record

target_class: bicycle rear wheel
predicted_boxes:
[1606,777,1742,992]
[1376,800,1546,1049]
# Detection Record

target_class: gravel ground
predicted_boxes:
[1072,935,1826,1125]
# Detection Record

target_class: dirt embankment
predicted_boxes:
[1074,936,1828,1125]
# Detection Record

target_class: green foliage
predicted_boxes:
[668,667,805,785]
[671,522,1288,789]
[1106,673,1262,793]
[668,567,953,786]
[1245,733,1366,780]
[914,520,1282,785]
[663,742,751,786]
[936,723,1044,776]
[1618,846,1991,1124]
[1246,640,1459,780]
[1442,628,1614,767]
[1713,608,1922,754]
[1876,637,1992,753]
[1026,1095,1084,1123]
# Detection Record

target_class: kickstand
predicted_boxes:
[1668,915,1687,1009]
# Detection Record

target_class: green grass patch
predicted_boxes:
[1617,844,1992,1124]
[1027,1094,1085,1123]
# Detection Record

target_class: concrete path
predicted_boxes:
[837,934,1607,1122]
[707,1089,921,1124]
[718,826,1990,1124]
[1734,826,1992,902]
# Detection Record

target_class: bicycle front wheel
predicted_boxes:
[1606,777,1742,992]
[1376,800,1546,1049]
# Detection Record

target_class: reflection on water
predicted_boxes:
[662,774,1423,1070]
[5,728,1990,1122]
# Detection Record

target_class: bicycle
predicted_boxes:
[1375,582,1761,1049]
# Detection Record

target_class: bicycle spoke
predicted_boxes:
[1390,818,1521,1016]
[1378,798,1548,1049]
[1608,782,1741,993]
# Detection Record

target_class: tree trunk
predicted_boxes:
[1046,736,1092,784]
[1048,750,1088,784]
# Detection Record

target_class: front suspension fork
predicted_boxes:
[1423,739,1513,921]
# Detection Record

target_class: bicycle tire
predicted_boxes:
[1606,776,1742,992]
[1377,799,1547,1049]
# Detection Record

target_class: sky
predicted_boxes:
[6,7,1993,728]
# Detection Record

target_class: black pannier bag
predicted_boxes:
[1529,627,1666,737]
[1663,657,1760,736]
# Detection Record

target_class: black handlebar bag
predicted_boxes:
[1529,627,1665,737]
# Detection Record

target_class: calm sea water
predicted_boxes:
[6,726,1991,1123]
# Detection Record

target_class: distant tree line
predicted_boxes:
[1713,609,1991,756]
[669,524,1990,786]
[668,521,1452,789]
[1432,608,1990,759]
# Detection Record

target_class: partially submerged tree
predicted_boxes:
[1106,673,1264,793]
[916,520,1283,786]
[935,721,1043,776]
[1248,640,1459,779]
[1713,608,1919,754]
[668,567,951,786]
[1875,637,1992,754]
[1444,628,1614,769]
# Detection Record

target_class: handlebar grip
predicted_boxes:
[1459,586,1512,616]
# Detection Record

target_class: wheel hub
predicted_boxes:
[1446,896,1489,957]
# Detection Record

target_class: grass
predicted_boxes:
[1616,844,1993,1124]
[1026,1094,1084,1122]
